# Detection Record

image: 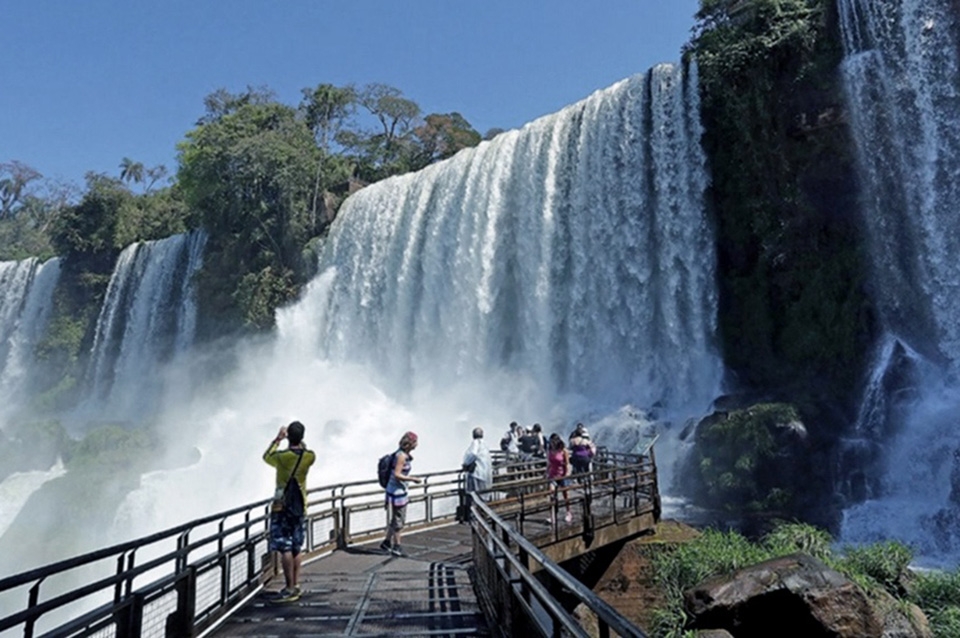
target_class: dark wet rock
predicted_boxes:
[684,553,931,638]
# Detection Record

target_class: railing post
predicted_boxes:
[24,579,42,638]
[114,554,125,603]
[115,592,144,638]
[165,565,196,637]
[125,551,137,597]
[177,531,190,572]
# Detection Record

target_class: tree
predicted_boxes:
[177,91,318,332]
[144,165,169,193]
[49,173,127,260]
[0,161,42,219]
[118,157,144,186]
[197,85,276,125]
[299,83,357,228]
[410,112,481,167]
[347,83,422,179]
[483,127,507,141]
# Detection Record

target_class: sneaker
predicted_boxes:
[379,540,392,553]
[389,545,407,557]
[273,587,301,603]
[565,511,573,523]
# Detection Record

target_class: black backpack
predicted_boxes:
[276,450,305,518]
[281,478,304,518]
[377,451,397,488]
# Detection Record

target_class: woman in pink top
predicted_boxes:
[546,433,572,524]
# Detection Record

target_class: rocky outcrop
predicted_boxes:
[680,403,822,531]
[683,553,931,638]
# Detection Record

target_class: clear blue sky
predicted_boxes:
[2,0,701,188]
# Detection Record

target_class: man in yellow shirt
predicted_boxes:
[263,421,316,602]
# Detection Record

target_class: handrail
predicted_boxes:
[0,467,463,637]
[0,446,659,638]
[471,496,648,637]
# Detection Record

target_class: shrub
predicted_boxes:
[763,521,833,560]
[837,540,913,597]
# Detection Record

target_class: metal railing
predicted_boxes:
[470,448,656,638]
[0,447,658,638]
[471,498,648,638]
[0,468,462,638]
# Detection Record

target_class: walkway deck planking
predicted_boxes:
[211,523,488,637]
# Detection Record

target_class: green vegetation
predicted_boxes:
[689,0,876,411]
[689,403,807,517]
[648,522,960,637]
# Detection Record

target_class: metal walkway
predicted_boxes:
[0,445,658,637]
[215,524,485,637]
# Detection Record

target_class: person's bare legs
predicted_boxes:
[280,552,295,589]
[293,553,303,590]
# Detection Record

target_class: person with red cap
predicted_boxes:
[380,431,421,556]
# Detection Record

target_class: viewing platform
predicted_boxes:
[0,443,659,637]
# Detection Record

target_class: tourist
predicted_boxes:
[546,433,572,524]
[518,425,543,460]
[381,431,422,557]
[462,426,493,495]
[569,423,596,476]
[500,421,522,457]
[263,421,316,602]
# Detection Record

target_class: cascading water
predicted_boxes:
[317,63,721,424]
[107,64,724,543]
[839,0,960,565]
[79,230,207,424]
[0,257,60,428]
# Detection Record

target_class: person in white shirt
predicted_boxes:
[463,427,493,496]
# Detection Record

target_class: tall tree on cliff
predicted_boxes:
[177,87,318,333]
[299,83,357,230]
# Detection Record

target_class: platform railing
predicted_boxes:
[0,468,463,638]
[471,498,648,638]
[0,446,658,638]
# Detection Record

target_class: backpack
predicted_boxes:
[500,434,511,452]
[377,451,397,488]
[280,479,304,518]
[274,450,305,518]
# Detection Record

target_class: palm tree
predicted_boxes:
[119,157,144,186]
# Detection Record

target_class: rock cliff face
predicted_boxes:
[689,0,879,526]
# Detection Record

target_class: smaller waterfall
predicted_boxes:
[839,0,960,363]
[81,231,207,423]
[838,0,960,564]
[0,257,61,427]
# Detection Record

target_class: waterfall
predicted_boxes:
[839,0,960,565]
[316,64,722,422]
[840,0,960,361]
[80,230,207,423]
[100,66,723,544]
[0,257,61,428]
